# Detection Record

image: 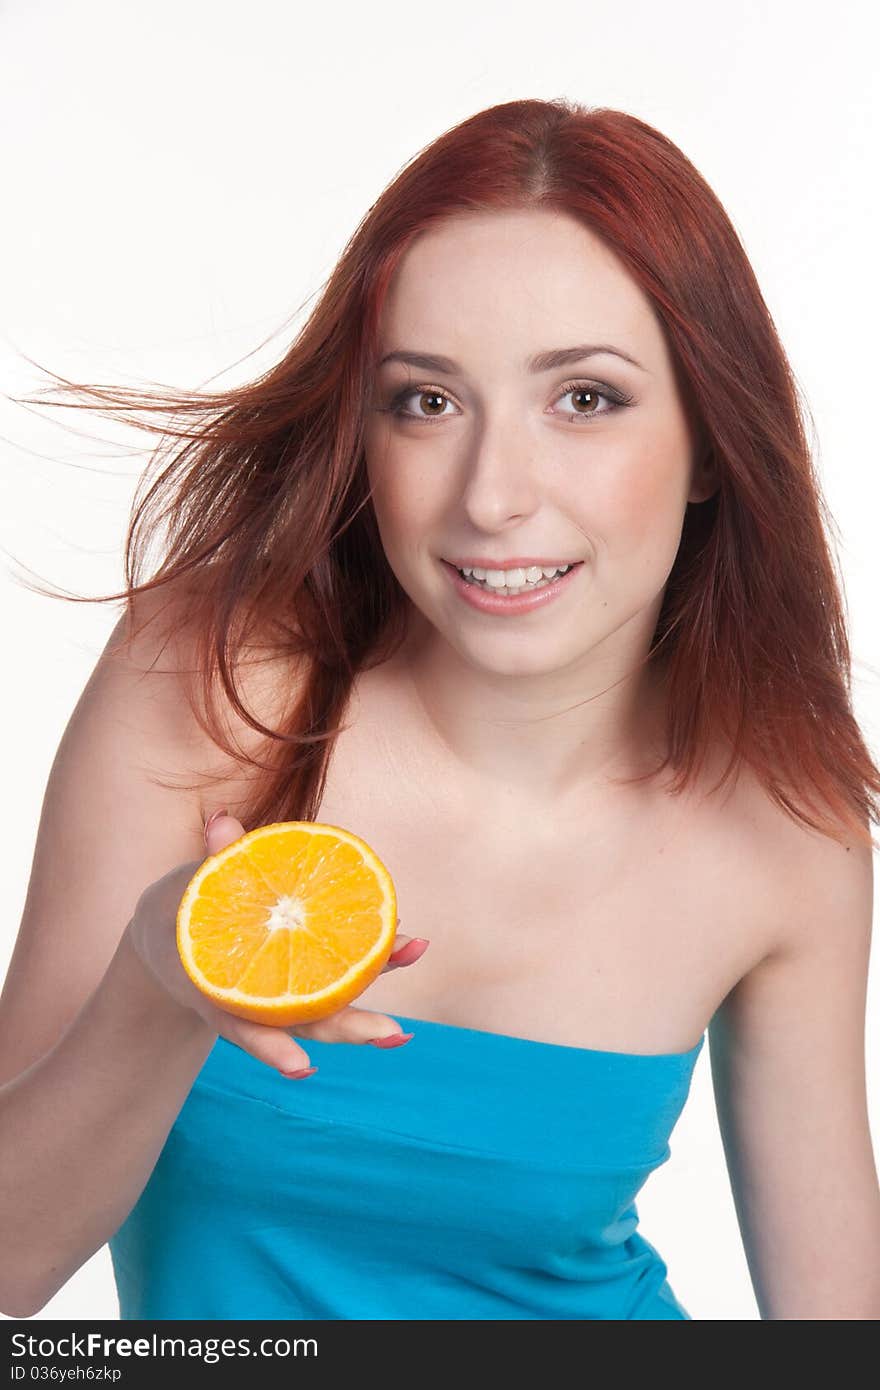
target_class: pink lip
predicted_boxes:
[440,558,582,614]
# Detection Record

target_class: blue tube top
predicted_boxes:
[109,1014,704,1320]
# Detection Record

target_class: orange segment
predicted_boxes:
[176,821,398,1025]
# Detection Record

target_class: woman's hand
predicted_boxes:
[126,811,429,1076]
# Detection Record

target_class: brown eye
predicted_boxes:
[389,386,456,424]
[570,388,601,414]
[417,391,447,417]
[553,381,620,423]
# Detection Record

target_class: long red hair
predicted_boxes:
[10,97,880,849]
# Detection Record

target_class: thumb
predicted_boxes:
[203,807,246,855]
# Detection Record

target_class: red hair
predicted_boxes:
[10,97,880,849]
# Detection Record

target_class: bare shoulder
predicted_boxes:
[113,573,302,728]
[726,763,874,962]
[110,574,311,822]
[676,742,873,962]
[702,751,874,1083]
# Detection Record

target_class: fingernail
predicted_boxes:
[279,1066,318,1078]
[203,808,228,844]
[389,938,430,963]
[367,1032,414,1048]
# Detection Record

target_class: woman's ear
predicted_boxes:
[688,445,720,504]
[687,416,719,504]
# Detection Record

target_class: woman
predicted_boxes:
[1,98,878,1321]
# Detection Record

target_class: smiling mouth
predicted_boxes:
[445,559,582,596]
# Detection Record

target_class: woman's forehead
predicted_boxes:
[376,211,665,374]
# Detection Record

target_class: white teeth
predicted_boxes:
[458,564,572,584]
[453,562,574,594]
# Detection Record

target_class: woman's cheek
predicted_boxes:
[606,437,692,553]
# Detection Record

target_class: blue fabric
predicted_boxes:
[109,1014,703,1320]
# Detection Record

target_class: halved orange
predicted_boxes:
[176,821,398,1026]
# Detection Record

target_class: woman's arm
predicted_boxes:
[709,826,879,1319]
[0,590,221,1317]
[0,930,216,1318]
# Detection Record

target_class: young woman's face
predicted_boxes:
[363,208,713,677]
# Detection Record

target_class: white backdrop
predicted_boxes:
[1,0,877,1323]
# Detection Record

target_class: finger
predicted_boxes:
[224,1014,316,1074]
[384,924,431,969]
[292,1006,414,1047]
[203,809,246,856]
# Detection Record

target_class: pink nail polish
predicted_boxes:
[279,1066,318,1078]
[389,939,430,963]
[367,1032,414,1048]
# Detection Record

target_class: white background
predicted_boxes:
[1,0,877,1322]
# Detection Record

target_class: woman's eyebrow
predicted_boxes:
[377,344,648,375]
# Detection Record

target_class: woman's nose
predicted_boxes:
[456,431,541,529]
